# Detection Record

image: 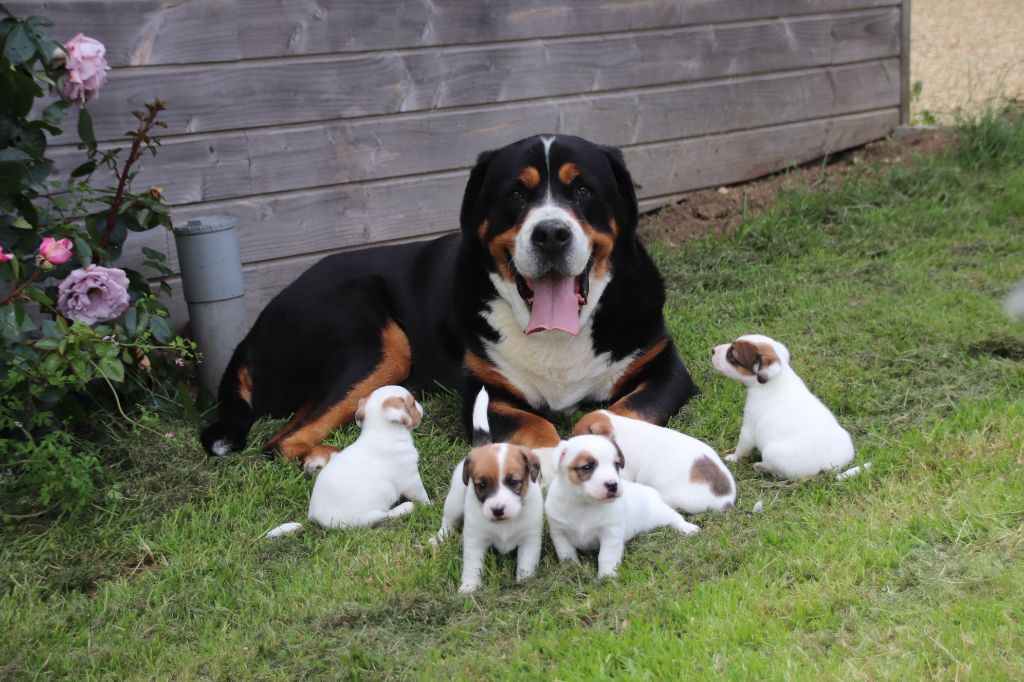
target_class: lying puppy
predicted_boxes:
[572,410,736,513]
[432,389,543,593]
[711,334,854,479]
[545,434,699,579]
[266,385,429,536]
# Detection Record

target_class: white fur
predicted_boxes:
[712,334,855,479]
[581,410,737,513]
[483,271,633,413]
[514,204,590,280]
[304,385,429,528]
[544,435,699,579]
[433,449,544,593]
[1006,278,1024,319]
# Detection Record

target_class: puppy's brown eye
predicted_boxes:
[578,463,594,473]
[506,478,520,488]
[476,480,487,491]
[576,186,592,198]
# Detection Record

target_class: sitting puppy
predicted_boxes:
[432,389,543,593]
[545,434,699,579]
[572,410,736,513]
[266,385,429,536]
[711,333,855,479]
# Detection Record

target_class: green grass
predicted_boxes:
[3,108,1024,680]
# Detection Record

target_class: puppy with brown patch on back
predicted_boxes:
[200,135,697,474]
[432,389,544,593]
[711,334,855,479]
[545,434,699,580]
[572,410,736,514]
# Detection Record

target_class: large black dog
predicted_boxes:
[201,135,698,470]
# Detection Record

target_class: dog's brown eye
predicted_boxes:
[578,463,594,473]
[475,480,487,491]
[576,186,592,198]
[506,477,520,488]
[507,190,523,202]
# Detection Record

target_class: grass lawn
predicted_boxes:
[2,109,1023,680]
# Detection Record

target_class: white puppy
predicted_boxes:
[572,410,736,513]
[711,334,855,479]
[545,434,699,579]
[432,389,544,593]
[265,385,429,536]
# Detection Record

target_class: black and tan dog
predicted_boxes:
[201,134,698,471]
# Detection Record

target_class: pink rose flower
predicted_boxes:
[38,237,74,265]
[57,33,110,106]
[0,246,13,264]
[56,264,131,325]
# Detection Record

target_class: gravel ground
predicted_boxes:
[911,0,1024,121]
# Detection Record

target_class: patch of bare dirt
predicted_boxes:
[640,129,953,247]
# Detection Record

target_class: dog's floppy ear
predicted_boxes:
[461,456,474,486]
[402,393,423,429]
[459,148,497,235]
[521,447,541,483]
[610,436,626,470]
[601,144,639,239]
[355,397,368,426]
[755,360,782,384]
[572,410,613,438]
[551,440,569,470]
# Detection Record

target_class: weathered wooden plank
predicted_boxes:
[899,0,912,124]
[54,9,900,143]
[131,107,896,277]
[7,0,899,67]
[624,109,899,198]
[50,59,898,206]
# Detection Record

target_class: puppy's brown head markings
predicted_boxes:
[463,444,541,504]
[727,339,781,384]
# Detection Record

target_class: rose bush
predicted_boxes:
[1,7,202,518]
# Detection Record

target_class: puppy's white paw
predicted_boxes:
[457,582,479,594]
[391,501,415,517]
[724,453,740,463]
[597,569,618,580]
[676,520,700,536]
[752,462,767,472]
[302,452,335,477]
[515,568,535,582]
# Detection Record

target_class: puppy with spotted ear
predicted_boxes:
[266,385,428,536]
[711,333,854,479]
[572,410,736,514]
[545,434,699,580]
[431,388,544,593]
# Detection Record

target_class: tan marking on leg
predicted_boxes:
[571,410,614,438]
[689,455,734,496]
[519,166,541,189]
[490,401,560,449]
[236,364,254,406]
[464,351,527,402]
[558,162,580,185]
[608,381,652,423]
[611,339,668,397]
[271,320,412,462]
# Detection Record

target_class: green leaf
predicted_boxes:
[123,307,137,336]
[3,23,36,65]
[0,160,30,193]
[72,235,92,266]
[77,107,96,148]
[97,356,124,383]
[23,287,53,307]
[70,159,97,178]
[141,246,166,262]
[34,337,60,350]
[149,315,173,343]
[41,100,69,128]
[0,148,31,162]
[10,215,31,229]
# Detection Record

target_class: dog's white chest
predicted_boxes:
[482,298,632,413]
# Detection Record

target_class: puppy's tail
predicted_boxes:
[200,342,257,457]
[471,387,492,446]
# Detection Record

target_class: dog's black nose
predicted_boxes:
[492,505,505,518]
[531,221,572,257]
[604,481,618,493]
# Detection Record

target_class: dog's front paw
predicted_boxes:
[723,453,740,463]
[676,520,700,536]
[597,569,618,580]
[457,582,479,594]
[390,501,415,517]
[515,568,535,582]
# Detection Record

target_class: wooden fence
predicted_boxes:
[10,0,910,325]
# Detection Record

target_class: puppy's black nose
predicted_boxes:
[531,221,572,257]
[604,481,618,493]
[492,505,505,518]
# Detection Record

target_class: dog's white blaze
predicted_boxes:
[484,444,524,520]
[210,439,233,457]
[483,272,634,413]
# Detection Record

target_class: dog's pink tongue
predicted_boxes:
[526,274,580,335]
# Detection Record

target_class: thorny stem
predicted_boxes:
[99,99,166,252]
[0,270,42,305]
